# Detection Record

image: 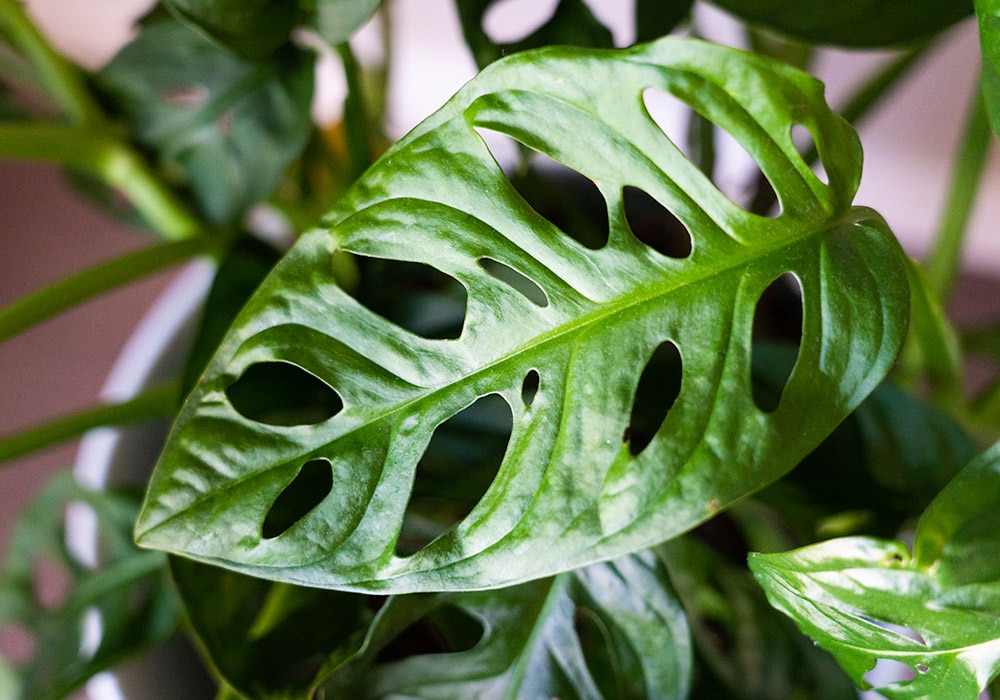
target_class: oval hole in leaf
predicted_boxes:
[522,369,540,407]
[642,88,779,216]
[625,340,682,456]
[348,258,468,340]
[476,128,610,250]
[378,604,485,661]
[31,554,73,610]
[622,185,692,258]
[226,362,343,426]
[482,0,559,43]
[261,459,333,540]
[479,257,549,307]
[396,394,513,557]
[751,273,803,413]
[0,622,36,664]
[791,124,828,185]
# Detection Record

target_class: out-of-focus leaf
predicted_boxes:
[750,444,1000,699]
[977,0,1000,136]
[136,38,909,592]
[97,16,314,224]
[710,0,973,46]
[324,552,691,699]
[312,0,382,46]
[170,558,372,699]
[162,0,299,58]
[0,474,179,700]
[456,0,614,68]
[636,0,695,43]
[661,535,857,699]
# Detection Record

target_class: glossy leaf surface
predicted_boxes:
[0,475,179,700]
[750,444,1000,698]
[324,552,691,698]
[710,0,972,46]
[136,38,909,592]
[97,16,314,224]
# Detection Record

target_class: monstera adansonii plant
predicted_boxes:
[134,37,908,597]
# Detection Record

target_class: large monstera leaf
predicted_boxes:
[135,38,909,592]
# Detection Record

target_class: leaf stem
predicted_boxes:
[0,381,180,465]
[336,42,375,181]
[0,122,203,240]
[924,83,993,302]
[0,0,102,124]
[0,237,215,342]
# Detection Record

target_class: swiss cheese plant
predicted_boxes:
[2,0,1000,698]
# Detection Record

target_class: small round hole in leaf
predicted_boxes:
[226,362,343,427]
[522,369,540,407]
[623,185,692,258]
[751,273,803,413]
[0,622,36,665]
[262,459,333,540]
[625,340,682,456]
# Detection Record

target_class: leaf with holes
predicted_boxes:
[323,551,691,698]
[0,474,179,700]
[135,37,909,592]
[749,444,1000,699]
[96,15,314,224]
[709,0,972,47]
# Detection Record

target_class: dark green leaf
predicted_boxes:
[750,445,1000,699]
[169,558,372,698]
[709,0,973,46]
[325,552,691,698]
[635,0,695,44]
[136,38,909,592]
[97,16,315,224]
[661,537,857,699]
[162,0,299,58]
[312,0,382,46]
[0,474,179,700]
[456,0,614,68]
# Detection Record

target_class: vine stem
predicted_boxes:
[0,0,102,124]
[0,122,203,240]
[924,83,993,302]
[0,237,215,342]
[0,381,180,465]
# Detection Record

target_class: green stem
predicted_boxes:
[337,42,374,181]
[0,0,102,124]
[0,122,202,240]
[0,237,215,342]
[0,381,180,465]
[924,84,993,302]
[749,44,931,216]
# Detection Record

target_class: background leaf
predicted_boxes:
[312,0,383,46]
[976,0,1000,136]
[161,0,299,58]
[324,552,691,699]
[0,474,180,700]
[136,38,909,592]
[750,444,1000,699]
[96,15,315,225]
[709,0,973,46]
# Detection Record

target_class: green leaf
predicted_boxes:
[456,0,614,68]
[977,0,1000,136]
[97,16,315,225]
[136,38,909,592]
[170,558,372,698]
[750,445,1000,698]
[325,552,691,698]
[312,0,382,46]
[661,536,857,699]
[0,474,179,700]
[710,0,973,47]
[162,0,299,58]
